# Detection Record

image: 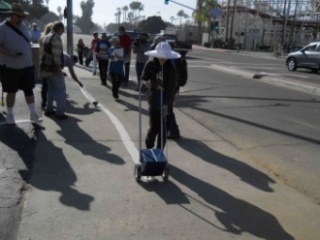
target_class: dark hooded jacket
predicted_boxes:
[141,58,177,111]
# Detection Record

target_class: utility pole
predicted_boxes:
[197,0,203,44]
[281,0,288,48]
[225,0,231,45]
[229,0,237,48]
[66,0,73,56]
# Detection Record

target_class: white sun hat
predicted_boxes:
[145,41,181,59]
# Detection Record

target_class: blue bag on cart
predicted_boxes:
[140,149,167,176]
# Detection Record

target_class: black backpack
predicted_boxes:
[175,57,188,87]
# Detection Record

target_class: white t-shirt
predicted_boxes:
[0,21,33,69]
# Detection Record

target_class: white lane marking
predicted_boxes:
[0,119,32,126]
[79,87,139,164]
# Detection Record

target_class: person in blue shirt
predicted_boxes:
[29,23,41,44]
[96,32,111,85]
[108,36,124,100]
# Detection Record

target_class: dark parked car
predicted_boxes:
[114,30,149,42]
[286,41,320,72]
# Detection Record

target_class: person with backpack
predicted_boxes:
[166,50,188,139]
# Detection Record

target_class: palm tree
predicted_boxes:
[177,10,188,25]
[127,11,134,24]
[194,0,219,42]
[170,16,175,24]
[122,6,128,22]
[129,1,142,18]
[138,4,144,20]
[57,6,62,20]
[117,7,122,24]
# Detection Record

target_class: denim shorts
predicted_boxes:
[0,65,35,93]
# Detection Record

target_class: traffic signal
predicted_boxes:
[212,21,219,33]
[165,0,169,4]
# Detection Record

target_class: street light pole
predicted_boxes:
[281,0,287,47]
[225,0,231,45]
[66,0,73,56]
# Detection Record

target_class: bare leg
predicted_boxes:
[25,95,35,104]
[6,93,16,108]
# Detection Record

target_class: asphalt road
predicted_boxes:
[184,47,320,203]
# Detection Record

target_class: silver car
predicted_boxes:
[286,41,320,72]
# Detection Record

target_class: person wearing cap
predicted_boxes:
[0,3,42,125]
[30,22,41,43]
[142,41,180,149]
[108,36,124,100]
[117,26,132,87]
[133,33,150,91]
[96,32,111,85]
[91,32,100,75]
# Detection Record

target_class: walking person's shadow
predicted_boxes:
[30,130,94,210]
[174,137,275,192]
[170,165,294,240]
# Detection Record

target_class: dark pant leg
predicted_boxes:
[136,62,145,87]
[146,110,167,149]
[110,73,123,98]
[98,60,108,84]
[124,61,130,84]
[78,51,83,65]
[41,78,48,108]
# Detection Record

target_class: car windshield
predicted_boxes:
[162,34,176,41]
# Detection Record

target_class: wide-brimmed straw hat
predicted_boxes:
[145,41,181,59]
[9,3,29,17]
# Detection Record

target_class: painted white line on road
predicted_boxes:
[79,87,139,164]
[0,119,32,126]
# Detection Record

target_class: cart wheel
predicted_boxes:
[162,166,170,182]
[134,164,142,182]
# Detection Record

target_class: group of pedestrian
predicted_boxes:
[0,4,186,151]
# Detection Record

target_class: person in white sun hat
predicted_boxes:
[141,41,181,149]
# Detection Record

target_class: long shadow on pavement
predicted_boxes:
[176,94,320,145]
[170,165,294,240]
[173,137,275,192]
[0,122,38,240]
[53,100,125,165]
[31,130,94,210]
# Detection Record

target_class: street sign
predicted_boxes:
[210,7,222,17]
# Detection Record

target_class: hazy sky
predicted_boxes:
[48,0,197,26]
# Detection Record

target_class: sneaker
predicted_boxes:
[55,114,68,120]
[30,113,43,124]
[6,114,15,125]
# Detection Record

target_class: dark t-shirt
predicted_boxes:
[141,59,177,110]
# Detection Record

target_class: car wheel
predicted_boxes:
[287,57,297,71]
[311,68,319,73]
